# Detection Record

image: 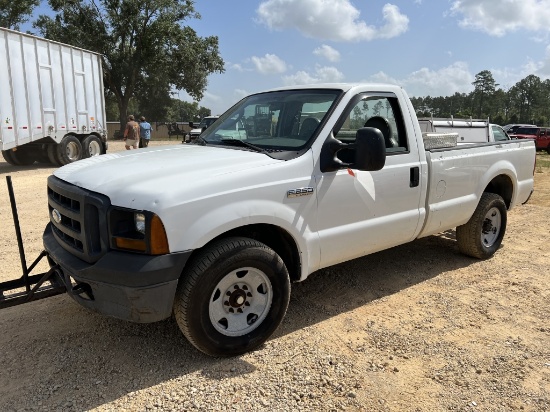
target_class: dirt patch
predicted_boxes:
[1,141,549,411]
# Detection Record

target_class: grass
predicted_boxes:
[536,152,550,169]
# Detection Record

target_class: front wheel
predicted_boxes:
[174,237,291,357]
[456,192,507,259]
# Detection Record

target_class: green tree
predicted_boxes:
[509,74,542,123]
[472,70,498,118]
[0,0,39,30]
[34,0,224,130]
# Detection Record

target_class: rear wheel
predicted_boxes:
[174,237,291,357]
[56,135,82,165]
[2,150,18,165]
[47,144,62,166]
[8,147,35,165]
[82,135,103,158]
[456,192,507,259]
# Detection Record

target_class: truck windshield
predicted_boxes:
[200,89,342,151]
[199,117,217,129]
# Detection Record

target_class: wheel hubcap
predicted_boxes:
[88,141,101,156]
[209,267,272,337]
[66,142,80,161]
[481,206,501,247]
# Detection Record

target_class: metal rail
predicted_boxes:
[0,176,66,309]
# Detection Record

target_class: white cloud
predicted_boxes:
[251,54,288,74]
[450,0,550,36]
[234,89,250,99]
[313,45,341,62]
[368,62,474,97]
[283,66,344,85]
[257,0,408,41]
[230,63,245,72]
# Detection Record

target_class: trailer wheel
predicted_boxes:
[56,135,83,165]
[82,135,103,158]
[2,150,19,165]
[456,192,507,259]
[174,237,291,357]
[35,147,51,164]
[47,144,62,166]
[8,147,35,165]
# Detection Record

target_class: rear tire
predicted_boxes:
[82,135,103,158]
[174,237,291,357]
[56,135,82,165]
[47,144,62,166]
[456,192,507,259]
[9,147,35,165]
[2,150,18,165]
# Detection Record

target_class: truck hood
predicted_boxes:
[53,144,281,208]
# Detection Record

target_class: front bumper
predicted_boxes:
[43,223,192,323]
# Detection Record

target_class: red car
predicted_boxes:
[509,126,550,153]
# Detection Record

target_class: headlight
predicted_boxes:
[135,213,146,234]
[110,209,169,255]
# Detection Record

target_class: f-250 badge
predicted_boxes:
[287,187,314,198]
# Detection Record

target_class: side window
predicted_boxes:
[492,125,508,142]
[334,96,408,158]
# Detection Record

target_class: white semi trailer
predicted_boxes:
[0,27,107,166]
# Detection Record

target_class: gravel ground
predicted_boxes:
[0,142,549,411]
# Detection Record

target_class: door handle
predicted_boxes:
[410,167,419,187]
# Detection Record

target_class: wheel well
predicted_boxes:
[199,224,301,282]
[484,174,513,208]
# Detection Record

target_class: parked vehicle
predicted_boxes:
[503,124,536,134]
[6,83,534,357]
[184,116,219,142]
[419,117,510,143]
[0,28,107,166]
[508,126,550,153]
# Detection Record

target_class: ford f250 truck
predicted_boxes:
[42,83,536,356]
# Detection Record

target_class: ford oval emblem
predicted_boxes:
[51,209,62,224]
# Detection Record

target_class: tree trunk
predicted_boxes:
[118,97,130,133]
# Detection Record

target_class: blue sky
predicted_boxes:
[27,1,550,115]
[185,0,550,115]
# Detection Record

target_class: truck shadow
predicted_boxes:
[0,230,480,411]
[0,162,56,174]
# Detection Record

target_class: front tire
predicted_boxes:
[174,237,291,357]
[456,192,507,259]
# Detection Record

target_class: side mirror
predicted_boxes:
[320,127,386,172]
[354,128,386,171]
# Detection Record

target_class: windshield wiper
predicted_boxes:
[194,136,207,145]
[219,138,267,154]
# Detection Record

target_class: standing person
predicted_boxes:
[139,116,152,148]
[123,115,140,150]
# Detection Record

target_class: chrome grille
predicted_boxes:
[47,176,111,264]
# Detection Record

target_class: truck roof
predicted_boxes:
[260,82,404,94]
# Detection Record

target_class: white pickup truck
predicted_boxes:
[43,83,536,356]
